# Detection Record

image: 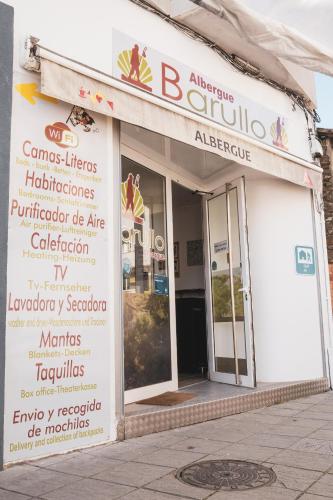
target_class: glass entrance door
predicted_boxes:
[122,157,176,404]
[206,178,255,387]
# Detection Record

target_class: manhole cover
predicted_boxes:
[176,460,276,491]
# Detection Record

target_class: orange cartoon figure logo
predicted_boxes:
[271,116,288,150]
[122,173,144,224]
[117,44,153,92]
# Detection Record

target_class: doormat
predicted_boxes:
[136,391,196,406]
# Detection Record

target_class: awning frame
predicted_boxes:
[38,48,323,191]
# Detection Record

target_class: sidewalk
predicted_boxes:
[1,391,333,499]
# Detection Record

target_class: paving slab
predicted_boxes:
[0,468,80,497]
[127,430,187,448]
[209,485,301,499]
[262,424,313,438]
[320,422,333,431]
[251,407,304,418]
[76,440,159,462]
[240,433,301,449]
[0,489,31,500]
[120,489,190,499]
[299,495,333,499]
[92,461,173,487]
[194,453,261,465]
[274,417,330,430]
[267,449,333,472]
[133,447,206,467]
[166,437,229,454]
[26,451,81,468]
[186,427,254,443]
[103,445,160,462]
[307,473,333,497]
[311,429,333,440]
[292,437,333,455]
[43,453,124,477]
[80,442,159,462]
[262,464,322,492]
[0,465,38,483]
[207,443,281,461]
[297,411,333,421]
[296,394,331,404]
[145,472,212,499]
[40,478,134,500]
[306,404,333,414]
[221,421,275,434]
[232,413,285,425]
[274,401,315,410]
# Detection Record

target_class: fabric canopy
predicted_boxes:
[40,59,322,190]
[188,0,333,76]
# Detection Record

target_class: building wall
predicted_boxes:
[5,0,312,162]
[1,0,328,466]
[246,177,323,382]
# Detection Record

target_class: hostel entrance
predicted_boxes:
[172,179,255,389]
[121,124,256,407]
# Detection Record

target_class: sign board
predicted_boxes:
[295,246,315,275]
[154,275,169,295]
[214,240,228,253]
[4,72,112,463]
[112,30,307,160]
[41,60,322,190]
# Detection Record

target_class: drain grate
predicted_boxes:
[176,460,276,491]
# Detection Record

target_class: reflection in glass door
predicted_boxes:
[207,178,255,387]
[122,157,172,402]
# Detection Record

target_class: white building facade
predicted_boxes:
[0,0,332,467]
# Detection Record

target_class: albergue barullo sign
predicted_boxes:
[112,30,302,158]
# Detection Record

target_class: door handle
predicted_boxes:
[238,287,249,301]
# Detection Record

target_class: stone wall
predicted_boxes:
[318,129,333,309]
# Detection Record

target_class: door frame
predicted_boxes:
[203,176,256,387]
[120,143,205,404]
[120,138,256,403]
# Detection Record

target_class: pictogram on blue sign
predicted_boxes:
[295,246,315,275]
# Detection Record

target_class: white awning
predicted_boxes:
[147,0,333,77]
[212,0,333,76]
[40,58,322,190]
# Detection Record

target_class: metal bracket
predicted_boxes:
[23,36,41,72]
[192,190,214,196]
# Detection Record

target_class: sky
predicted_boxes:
[315,73,333,128]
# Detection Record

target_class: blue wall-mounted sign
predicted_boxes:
[295,246,315,275]
[154,275,169,295]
